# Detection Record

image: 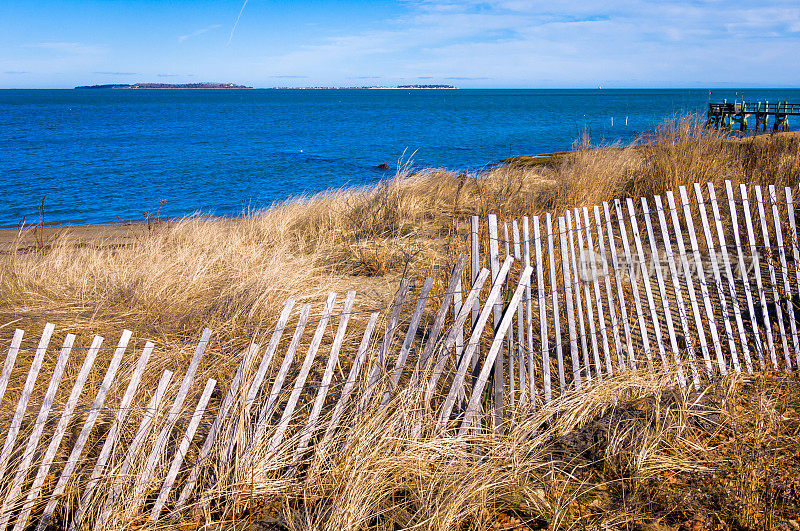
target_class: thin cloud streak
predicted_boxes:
[228,0,249,45]
[178,24,222,43]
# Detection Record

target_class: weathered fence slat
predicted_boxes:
[785,187,800,369]
[458,266,534,435]
[603,201,635,370]
[0,329,23,407]
[383,279,433,405]
[566,210,591,382]
[594,205,622,373]
[678,186,727,376]
[470,217,480,372]
[37,329,132,531]
[289,291,356,471]
[512,220,527,406]
[487,214,504,428]
[558,216,581,388]
[320,312,379,449]
[769,184,800,369]
[0,333,73,530]
[437,259,515,431]
[246,299,296,409]
[453,262,464,384]
[547,214,566,391]
[533,216,551,401]
[425,267,493,401]
[97,370,174,530]
[640,198,687,388]
[359,280,410,413]
[740,184,779,370]
[150,378,217,521]
[266,294,337,454]
[575,208,602,380]
[0,323,55,480]
[222,300,295,463]
[177,343,259,508]
[12,335,103,531]
[666,191,715,378]
[522,217,536,400]
[654,195,701,389]
[125,328,210,518]
[583,207,613,378]
[708,183,752,373]
[628,198,670,373]
[755,185,791,370]
[725,181,766,370]
[504,222,516,413]
[694,184,741,373]
[68,341,155,531]
[414,255,467,380]
[251,305,312,448]
[615,199,651,371]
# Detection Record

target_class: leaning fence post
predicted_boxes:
[583,207,612,378]
[768,184,800,369]
[124,327,211,519]
[694,183,741,373]
[0,334,73,529]
[785,187,800,369]
[547,214,565,392]
[36,329,132,531]
[755,185,791,370]
[68,341,156,531]
[0,323,55,481]
[603,202,635,370]
[666,191,715,378]
[654,195,701,389]
[628,198,670,373]
[459,267,533,435]
[0,329,23,408]
[574,208,602,380]
[708,183,753,373]
[558,216,581,389]
[566,210,591,382]
[678,186,727,376]
[640,197,687,388]
[150,378,217,522]
[725,181,766,370]
[12,335,103,531]
[740,184,779,370]
[615,199,652,372]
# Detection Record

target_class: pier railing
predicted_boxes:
[0,179,799,528]
[707,100,798,131]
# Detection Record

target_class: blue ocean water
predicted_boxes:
[2,88,799,226]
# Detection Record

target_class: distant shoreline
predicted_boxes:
[75,82,252,89]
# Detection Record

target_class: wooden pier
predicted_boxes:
[707,100,799,131]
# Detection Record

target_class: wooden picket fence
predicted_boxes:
[0,179,798,529]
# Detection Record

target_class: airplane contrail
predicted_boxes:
[228,0,249,45]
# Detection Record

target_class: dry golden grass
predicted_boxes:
[157,370,798,531]
[1,118,800,529]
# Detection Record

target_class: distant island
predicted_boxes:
[395,85,456,89]
[74,82,252,89]
[270,84,458,89]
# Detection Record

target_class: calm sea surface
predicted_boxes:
[2,88,799,226]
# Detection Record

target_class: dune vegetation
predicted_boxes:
[0,118,799,529]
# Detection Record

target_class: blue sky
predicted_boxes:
[1,0,799,88]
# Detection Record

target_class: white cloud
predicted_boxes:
[179,24,222,43]
[23,42,105,55]
[252,0,800,85]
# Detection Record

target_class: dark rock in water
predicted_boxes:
[376,163,390,170]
